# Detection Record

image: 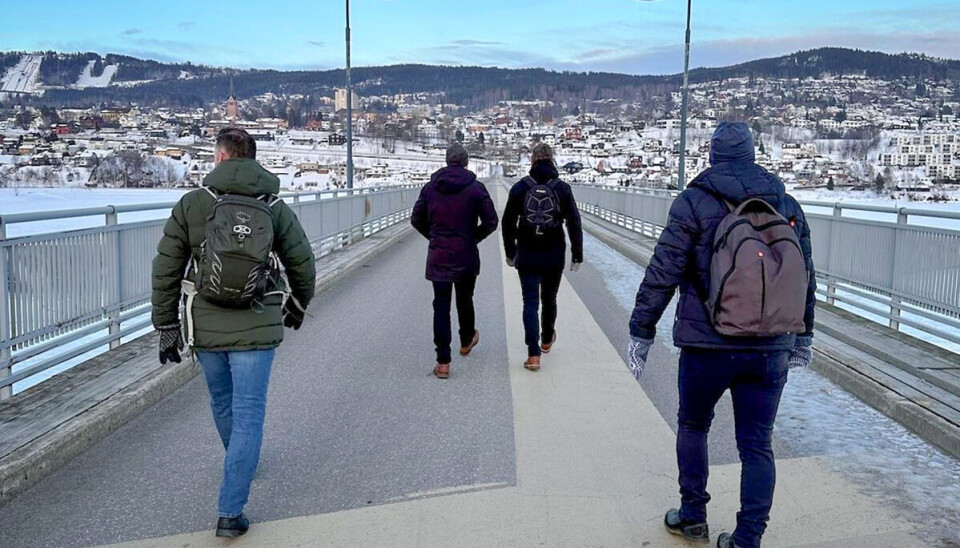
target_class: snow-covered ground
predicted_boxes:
[0,54,42,94]
[75,59,118,88]
[0,188,187,237]
[585,231,960,544]
[791,189,960,230]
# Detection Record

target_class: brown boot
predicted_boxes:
[523,356,541,371]
[459,330,480,356]
[540,332,557,353]
[433,363,450,379]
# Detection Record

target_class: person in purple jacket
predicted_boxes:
[411,143,499,379]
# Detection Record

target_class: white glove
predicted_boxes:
[570,262,582,272]
[627,336,654,381]
[789,335,813,368]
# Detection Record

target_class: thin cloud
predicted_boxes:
[177,22,195,30]
[120,28,142,36]
[449,39,504,47]
[306,40,325,48]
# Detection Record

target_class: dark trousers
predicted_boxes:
[517,267,563,357]
[432,276,477,364]
[676,348,789,548]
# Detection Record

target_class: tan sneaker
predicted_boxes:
[459,330,480,356]
[433,363,450,379]
[523,356,541,371]
[541,332,557,353]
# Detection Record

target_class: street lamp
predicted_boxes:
[677,0,692,191]
[345,0,354,189]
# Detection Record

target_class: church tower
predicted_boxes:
[226,77,238,122]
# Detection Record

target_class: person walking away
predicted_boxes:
[151,128,316,538]
[411,143,498,379]
[626,121,817,548]
[502,143,583,371]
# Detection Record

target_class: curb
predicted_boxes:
[0,222,413,507]
[810,349,960,459]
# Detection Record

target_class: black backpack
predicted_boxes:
[195,188,280,308]
[522,177,562,236]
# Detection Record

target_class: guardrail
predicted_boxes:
[574,183,960,351]
[0,185,421,398]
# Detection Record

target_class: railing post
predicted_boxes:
[889,209,908,330]
[0,222,10,401]
[106,208,121,350]
[826,204,841,306]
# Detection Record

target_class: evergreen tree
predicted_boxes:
[874,173,886,194]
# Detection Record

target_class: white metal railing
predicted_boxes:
[574,183,960,350]
[0,185,421,398]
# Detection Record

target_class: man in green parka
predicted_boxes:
[151,128,315,538]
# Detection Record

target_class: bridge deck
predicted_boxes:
[0,185,947,547]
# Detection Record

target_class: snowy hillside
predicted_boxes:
[0,54,42,94]
[75,59,118,88]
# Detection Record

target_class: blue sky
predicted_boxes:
[2,0,958,74]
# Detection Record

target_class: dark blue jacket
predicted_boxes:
[502,161,584,271]
[629,126,817,351]
[411,166,498,282]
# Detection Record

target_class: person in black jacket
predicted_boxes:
[627,122,816,548]
[411,143,498,379]
[502,143,583,371]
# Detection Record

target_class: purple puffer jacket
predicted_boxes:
[411,166,499,282]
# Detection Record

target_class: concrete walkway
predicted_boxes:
[101,241,922,548]
[0,184,928,547]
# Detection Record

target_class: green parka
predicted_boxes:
[151,158,316,351]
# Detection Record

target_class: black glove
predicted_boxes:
[283,297,306,330]
[158,325,183,364]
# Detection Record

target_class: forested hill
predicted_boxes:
[687,48,960,83]
[2,47,957,109]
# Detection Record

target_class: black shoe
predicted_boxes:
[716,533,743,548]
[664,508,710,543]
[215,513,250,538]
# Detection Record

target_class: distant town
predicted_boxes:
[2,52,959,200]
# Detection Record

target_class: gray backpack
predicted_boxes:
[706,198,808,337]
[195,189,280,308]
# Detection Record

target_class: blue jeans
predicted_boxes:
[676,348,789,548]
[518,267,563,357]
[197,349,275,518]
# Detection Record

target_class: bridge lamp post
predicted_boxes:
[345,0,354,189]
[637,0,692,190]
[677,0,692,191]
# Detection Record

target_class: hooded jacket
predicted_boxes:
[151,158,316,351]
[630,122,816,350]
[502,160,584,270]
[411,166,499,282]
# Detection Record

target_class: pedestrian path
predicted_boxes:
[100,236,923,548]
[0,184,930,548]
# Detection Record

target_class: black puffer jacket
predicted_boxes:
[629,122,816,350]
[502,160,583,270]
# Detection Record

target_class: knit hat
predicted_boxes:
[531,142,555,164]
[446,143,469,167]
[709,121,755,165]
